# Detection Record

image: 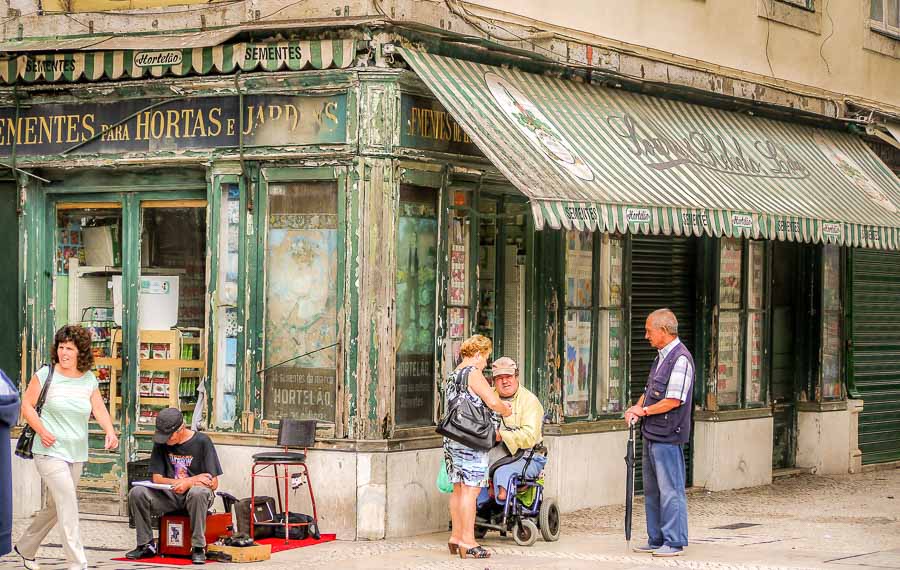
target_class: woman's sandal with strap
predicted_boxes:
[459,545,491,559]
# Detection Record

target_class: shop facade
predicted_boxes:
[6,28,900,538]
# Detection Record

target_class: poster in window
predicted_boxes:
[450,245,467,304]
[264,183,338,422]
[564,309,592,416]
[821,313,842,399]
[608,239,624,307]
[717,311,741,405]
[565,231,593,307]
[745,312,764,402]
[607,310,624,412]
[448,307,467,339]
[822,245,841,312]
[748,241,765,309]
[719,239,742,309]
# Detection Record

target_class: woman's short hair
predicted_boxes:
[52,325,94,373]
[459,334,493,359]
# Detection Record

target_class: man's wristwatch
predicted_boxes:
[642,406,650,416]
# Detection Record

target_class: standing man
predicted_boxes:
[125,408,223,564]
[625,309,693,557]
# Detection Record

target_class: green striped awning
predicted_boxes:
[0,39,357,84]
[399,48,900,250]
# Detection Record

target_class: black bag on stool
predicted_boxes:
[234,496,277,536]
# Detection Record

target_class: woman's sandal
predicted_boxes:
[447,542,459,555]
[459,545,491,559]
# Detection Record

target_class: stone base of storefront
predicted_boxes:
[797,400,860,476]
[692,410,773,492]
[543,423,628,511]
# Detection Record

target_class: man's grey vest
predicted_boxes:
[641,341,694,445]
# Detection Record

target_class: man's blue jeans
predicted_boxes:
[477,454,547,508]
[642,439,688,548]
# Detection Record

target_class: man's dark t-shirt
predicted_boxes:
[149,432,223,480]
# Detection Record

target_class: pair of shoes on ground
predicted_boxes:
[632,542,684,556]
[125,543,206,565]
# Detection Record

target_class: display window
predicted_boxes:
[716,238,767,408]
[395,186,439,427]
[261,181,339,424]
[563,231,625,418]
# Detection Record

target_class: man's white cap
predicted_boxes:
[492,357,518,376]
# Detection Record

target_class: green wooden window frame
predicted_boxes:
[713,237,770,410]
[561,231,627,421]
[252,166,347,432]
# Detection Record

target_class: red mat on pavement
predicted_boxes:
[110,534,337,565]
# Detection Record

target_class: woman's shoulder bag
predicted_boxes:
[15,364,54,460]
[435,367,496,451]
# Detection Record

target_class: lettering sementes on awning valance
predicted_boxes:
[399,48,900,250]
[0,39,357,84]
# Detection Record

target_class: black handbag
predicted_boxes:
[436,367,496,451]
[15,364,54,460]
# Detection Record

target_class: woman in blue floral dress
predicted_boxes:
[444,334,512,559]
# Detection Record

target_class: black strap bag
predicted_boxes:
[436,367,495,451]
[15,364,54,460]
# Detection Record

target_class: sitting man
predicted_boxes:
[126,408,223,564]
[477,357,546,513]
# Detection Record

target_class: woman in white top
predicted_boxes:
[15,325,118,570]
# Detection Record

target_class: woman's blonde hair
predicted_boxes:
[459,334,492,359]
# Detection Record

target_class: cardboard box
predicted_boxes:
[206,543,272,563]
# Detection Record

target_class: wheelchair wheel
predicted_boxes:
[513,519,539,547]
[474,526,487,540]
[539,498,561,542]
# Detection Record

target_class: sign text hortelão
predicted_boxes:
[0,93,347,156]
[263,366,336,423]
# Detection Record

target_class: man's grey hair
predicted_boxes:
[648,308,679,335]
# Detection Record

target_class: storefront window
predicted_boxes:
[717,238,767,407]
[447,190,471,369]
[56,204,123,421]
[262,182,338,423]
[597,236,625,413]
[821,245,842,399]
[564,231,593,417]
[214,183,241,428]
[136,203,207,428]
[395,186,439,426]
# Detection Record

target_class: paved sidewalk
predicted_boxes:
[2,468,898,569]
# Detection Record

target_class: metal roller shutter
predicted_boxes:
[849,249,900,464]
[630,235,698,489]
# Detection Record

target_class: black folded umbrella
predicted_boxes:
[624,419,637,551]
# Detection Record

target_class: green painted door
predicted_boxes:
[629,235,698,490]
[0,183,18,382]
[849,249,900,465]
[52,198,129,515]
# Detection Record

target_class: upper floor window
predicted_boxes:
[778,0,814,10]
[871,0,900,38]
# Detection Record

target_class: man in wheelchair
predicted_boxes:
[476,357,546,520]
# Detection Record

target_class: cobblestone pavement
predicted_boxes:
[2,468,898,569]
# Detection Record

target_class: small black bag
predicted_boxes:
[268,512,319,541]
[15,365,54,461]
[436,367,495,451]
[234,496,277,535]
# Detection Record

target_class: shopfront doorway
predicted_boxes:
[50,177,207,514]
[629,235,698,488]
[770,242,799,469]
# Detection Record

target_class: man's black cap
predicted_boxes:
[153,407,184,444]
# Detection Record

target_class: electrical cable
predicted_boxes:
[819,0,834,74]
